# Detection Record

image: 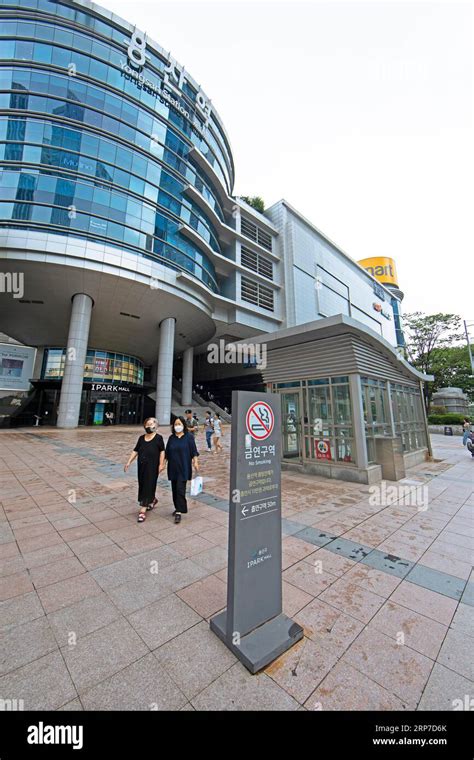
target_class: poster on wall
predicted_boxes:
[93,357,111,376]
[315,439,332,460]
[0,344,36,391]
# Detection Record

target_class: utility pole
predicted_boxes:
[464,320,474,375]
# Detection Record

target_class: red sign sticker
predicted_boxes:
[246,401,274,441]
[315,439,332,460]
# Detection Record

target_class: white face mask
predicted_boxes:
[174,424,184,433]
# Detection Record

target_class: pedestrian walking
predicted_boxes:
[165,415,199,523]
[184,409,198,437]
[203,410,214,451]
[124,417,165,523]
[462,418,471,445]
[212,412,223,453]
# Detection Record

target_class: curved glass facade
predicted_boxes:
[0,0,235,293]
[42,347,145,385]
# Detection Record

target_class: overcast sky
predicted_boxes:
[101,0,472,320]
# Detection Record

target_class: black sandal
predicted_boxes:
[146,498,157,511]
[137,511,146,523]
[174,513,181,524]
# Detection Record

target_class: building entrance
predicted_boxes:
[86,390,143,425]
[281,390,302,460]
[90,400,116,426]
[24,381,148,427]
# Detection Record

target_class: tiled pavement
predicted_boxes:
[0,427,472,711]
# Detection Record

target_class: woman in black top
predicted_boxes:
[165,415,199,523]
[124,417,165,523]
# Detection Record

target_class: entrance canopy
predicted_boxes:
[246,314,432,387]
[233,315,433,484]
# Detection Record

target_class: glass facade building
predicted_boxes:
[42,347,144,385]
[0,0,236,292]
[0,0,249,428]
[0,1,428,482]
[36,348,147,425]
[259,315,430,484]
[271,373,428,474]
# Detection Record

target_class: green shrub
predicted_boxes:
[428,413,466,425]
[429,405,447,415]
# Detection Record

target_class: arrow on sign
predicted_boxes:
[241,506,249,517]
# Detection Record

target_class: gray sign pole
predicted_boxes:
[210,390,303,673]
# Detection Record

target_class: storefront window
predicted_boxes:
[306,378,354,464]
[308,383,332,432]
[391,383,427,453]
[273,377,354,465]
[42,348,144,385]
[42,348,64,378]
[361,377,391,463]
[333,383,351,424]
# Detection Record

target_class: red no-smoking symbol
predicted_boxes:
[246,401,274,440]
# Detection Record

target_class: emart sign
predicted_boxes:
[358,257,399,288]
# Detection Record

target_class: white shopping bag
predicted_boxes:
[190,476,203,496]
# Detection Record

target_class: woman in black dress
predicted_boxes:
[165,415,199,523]
[124,417,165,523]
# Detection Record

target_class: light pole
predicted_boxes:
[464,320,474,375]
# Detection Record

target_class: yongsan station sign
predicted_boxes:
[210,391,303,673]
[120,29,212,136]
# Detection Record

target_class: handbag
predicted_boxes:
[190,476,203,496]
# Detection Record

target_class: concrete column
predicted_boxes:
[57,293,93,428]
[181,346,193,406]
[386,381,396,436]
[156,317,175,425]
[349,374,369,469]
[419,380,433,458]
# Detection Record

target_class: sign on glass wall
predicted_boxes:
[0,344,36,391]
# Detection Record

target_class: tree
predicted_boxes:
[403,313,465,406]
[429,345,474,403]
[239,196,265,213]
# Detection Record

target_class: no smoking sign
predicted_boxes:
[315,439,332,460]
[246,401,275,441]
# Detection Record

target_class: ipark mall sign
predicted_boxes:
[121,29,212,135]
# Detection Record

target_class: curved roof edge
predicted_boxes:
[59,0,235,178]
[244,314,434,384]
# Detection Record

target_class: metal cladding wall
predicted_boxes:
[260,333,419,386]
[0,0,234,294]
[265,201,399,347]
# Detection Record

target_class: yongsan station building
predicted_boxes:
[0,0,431,482]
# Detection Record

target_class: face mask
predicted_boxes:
[174,424,184,433]
[145,426,155,433]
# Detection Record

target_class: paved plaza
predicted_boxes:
[0,427,472,711]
